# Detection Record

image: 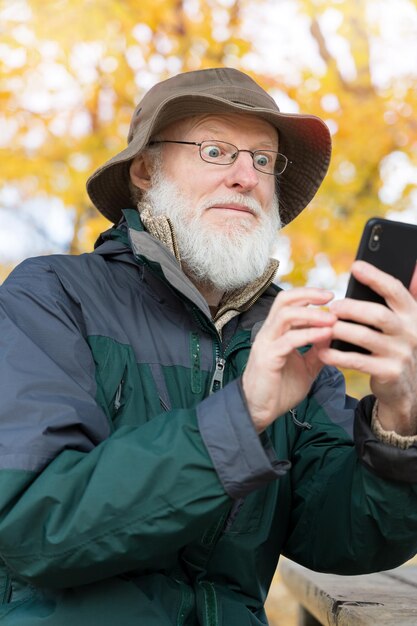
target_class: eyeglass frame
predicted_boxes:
[148,139,290,176]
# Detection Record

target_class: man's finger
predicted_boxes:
[329,299,399,336]
[261,305,336,338]
[351,261,414,311]
[270,287,334,312]
[268,326,334,359]
[409,263,417,299]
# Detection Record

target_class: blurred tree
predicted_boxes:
[2,0,416,273]
[269,0,417,287]
[0,0,253,270]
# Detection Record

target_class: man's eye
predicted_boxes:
[254,153,271,167]
[202,145,222,159]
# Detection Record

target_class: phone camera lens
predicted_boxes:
[369,224,382,251]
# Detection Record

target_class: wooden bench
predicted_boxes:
[279,559,417,625]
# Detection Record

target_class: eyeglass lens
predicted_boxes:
[199,140,287,175]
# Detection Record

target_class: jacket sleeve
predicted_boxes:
[0,258,282,589]
[355,395,417,481]
[281,366,417,574]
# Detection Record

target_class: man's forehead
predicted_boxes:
[161,113,278,145]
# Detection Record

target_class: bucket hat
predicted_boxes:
[86,67,331,227]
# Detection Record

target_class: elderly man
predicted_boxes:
[0,67,416,626]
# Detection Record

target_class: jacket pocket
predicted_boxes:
[88,336,129,426]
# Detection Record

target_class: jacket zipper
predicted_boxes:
[209,355,226,395]
[190,307,225,397]
[209,279,277,396]
[207,327,256,396]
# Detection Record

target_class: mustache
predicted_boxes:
[198,194,263,217]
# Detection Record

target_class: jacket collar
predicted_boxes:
[96,208,280,330]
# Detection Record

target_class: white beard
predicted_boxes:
[142,174,281,292]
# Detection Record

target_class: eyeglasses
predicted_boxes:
[148,139,289,176]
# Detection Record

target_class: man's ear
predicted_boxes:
[130,154,153,191]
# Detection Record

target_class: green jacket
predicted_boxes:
[0,209,416,625]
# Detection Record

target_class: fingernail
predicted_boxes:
[353,260,366,272]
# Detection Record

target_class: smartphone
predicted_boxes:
[331,217,417,353]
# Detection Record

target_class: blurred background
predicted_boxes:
[1,1,417,622]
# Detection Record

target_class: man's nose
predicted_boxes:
[224,151,259,191]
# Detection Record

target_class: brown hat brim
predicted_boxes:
[87,89,331,227]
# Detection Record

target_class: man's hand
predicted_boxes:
[242,288,336,433]
[319,261,417,436]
